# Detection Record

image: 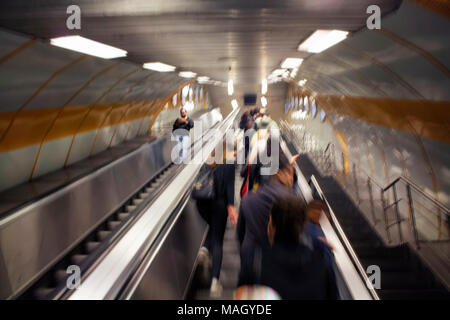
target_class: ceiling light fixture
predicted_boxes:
[271,69,287,77]
[143,62,176,72]
[281,58,304,69]
[261,96,267,107]
[197,76,210,83]
[50,35,127,59]
[261,79,267,95]
[298,30,349,53]
[228,80,234,96]
[179,71,197,78]
[298,79,308,87]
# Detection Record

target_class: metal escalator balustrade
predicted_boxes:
[3,108,223,300]
[68,108,240,300]
[281,129,450,299]
[19,162,179,300]
[280,138,376,300]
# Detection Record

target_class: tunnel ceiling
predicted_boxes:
[0,0,402,107]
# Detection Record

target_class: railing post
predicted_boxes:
[406,183,420,249]
[353,163,360,205]
[368,178,376,225]
[392,184,403,243]
[380,188,391,243]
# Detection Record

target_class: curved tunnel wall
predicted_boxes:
[285,1,449,219]
[0,29,210,193]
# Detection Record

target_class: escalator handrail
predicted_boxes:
[67,108,240,300]
[280,138,377,300]
[309,175,380,300]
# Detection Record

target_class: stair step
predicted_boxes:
[133,198,143,205]
[71,254,87,265]
[107,221,121,231]
[118,212,130,221]
[139,192,149,199]
[34,287,55,300]
[126,205,136,212]
[85,241,101,253]
[97,230,111,241]
[54,269,67,283]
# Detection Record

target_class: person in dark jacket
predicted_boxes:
[237,152,296,285]
[256,196,339,300]
[172,107,194,163]
[208,141,238,297]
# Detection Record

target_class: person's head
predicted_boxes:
[306,200,330,225]
[273,152,294,188]
[268,195,307,245]
[180,107,187,118]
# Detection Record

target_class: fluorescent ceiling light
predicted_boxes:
[290,67,299,79]
[281,58,303,69]
[261,79,267,95]
[50,35,127,59]
[271,69,287,77]
[261,96,267,107]
[298,79,308,87]
[197,76,210,83]
[179,71,197,78]
[298,30,349,53]
[231,99,238,110]
[228,80,234,96]
[143,62,176,72]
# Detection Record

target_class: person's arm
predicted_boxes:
[237,204,245,246]
[188,117,194,129]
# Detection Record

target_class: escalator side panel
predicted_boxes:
[124,197,207,300]
[0,136,173,299]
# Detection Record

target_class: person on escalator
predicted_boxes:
[254,195,339,300]
[237,152,296,286]
[172,107,194,163]
[303,199,335,266]
[208,141,238,298]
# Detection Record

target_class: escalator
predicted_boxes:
[19,162,178,299]
[287,142,450,300]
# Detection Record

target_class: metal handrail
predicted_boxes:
[318,141,449,247]
[309,175,379,300]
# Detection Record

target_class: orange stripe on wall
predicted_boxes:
[0,100,158,153]
[314,96,450,144]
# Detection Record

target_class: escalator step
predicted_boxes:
[54,269,67,283]
[85,241,101,253]
[139,192,149,198]
[34,287,55,300]
[126,205,136,212]
[107,221,121,231]
[133,198,143,205]
[71,254,87,265]
[145,187,155,193]
[118,213,130,221]
[97,230,111,241]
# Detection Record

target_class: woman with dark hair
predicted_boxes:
[255,195,339,300]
